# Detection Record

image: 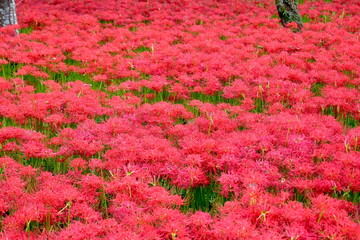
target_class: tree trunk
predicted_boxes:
[275,0,303,31]
[0,0,18,34]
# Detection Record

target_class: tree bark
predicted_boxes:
[275,0,303,31]
[0,0,18,33]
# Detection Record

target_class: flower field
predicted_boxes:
[0,0,359,238]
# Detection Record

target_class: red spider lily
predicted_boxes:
[0,0,359,238]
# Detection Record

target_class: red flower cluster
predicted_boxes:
[0,0,359,238]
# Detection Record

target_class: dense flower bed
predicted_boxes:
[0,0,359,239]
